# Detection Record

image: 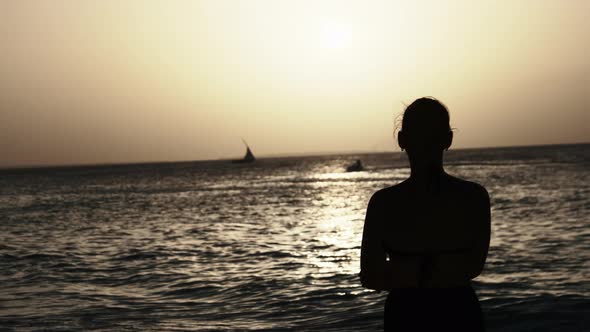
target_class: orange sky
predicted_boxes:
[1,0,588,167]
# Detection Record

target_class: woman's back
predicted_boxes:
[368,173,490,287]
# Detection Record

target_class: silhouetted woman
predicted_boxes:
[360,97,490,331]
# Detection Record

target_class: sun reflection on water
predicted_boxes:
[300,174,369,279]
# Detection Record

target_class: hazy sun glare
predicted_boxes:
[0,0,588,167]
[320,22,354,50]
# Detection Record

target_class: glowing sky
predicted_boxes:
[1,0,588,167]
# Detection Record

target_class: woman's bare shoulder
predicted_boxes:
[445,175,489,201]
[370,180,411,204]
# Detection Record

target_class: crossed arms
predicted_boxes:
[360,190,491,291]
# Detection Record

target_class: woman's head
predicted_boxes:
[398,97,453,156]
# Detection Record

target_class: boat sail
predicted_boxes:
[233,139,256,163]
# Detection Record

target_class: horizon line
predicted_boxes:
[1,141,588,171]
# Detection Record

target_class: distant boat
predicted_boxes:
[346,159,363,172]
[232,139,256,163]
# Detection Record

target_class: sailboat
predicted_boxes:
[232,139,256,163]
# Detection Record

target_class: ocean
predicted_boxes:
[1,144,588,331]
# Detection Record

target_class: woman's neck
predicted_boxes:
[409,162,445,193]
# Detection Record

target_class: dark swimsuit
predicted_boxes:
[384,285,484,331]
[383,250,485,331]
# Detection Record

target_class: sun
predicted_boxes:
[319,22,353,50]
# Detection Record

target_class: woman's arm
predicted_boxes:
[383,254,423,289]
[360,193,423,290]
[360,194,387,290]
[424,188,491,287]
